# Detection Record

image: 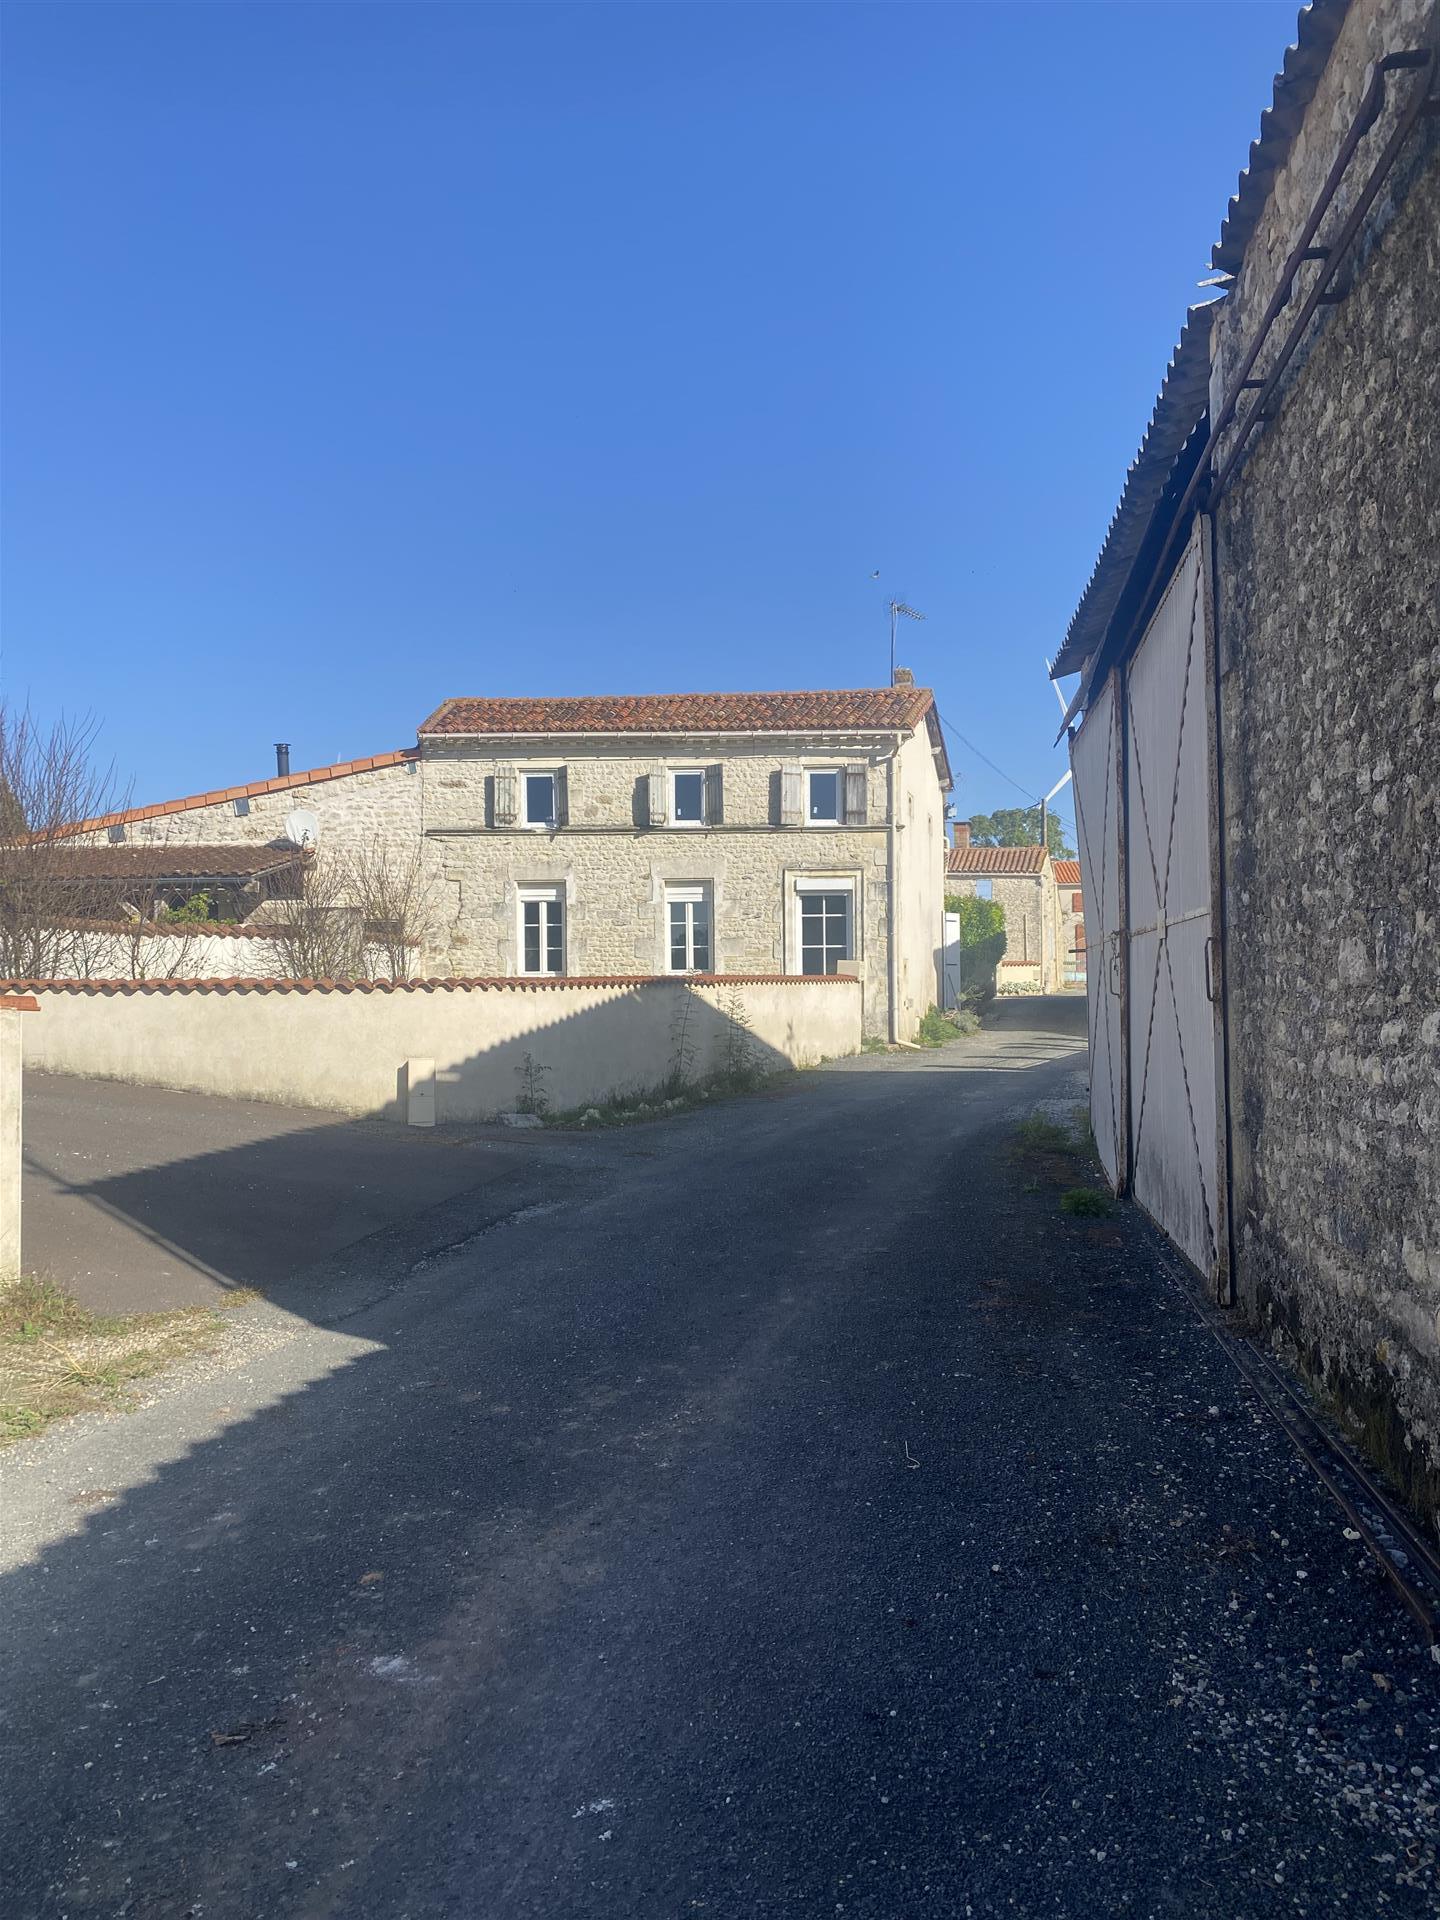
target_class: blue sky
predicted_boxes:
[2,0,1298,837]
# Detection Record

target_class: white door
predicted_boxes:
[1070,668,1126,1191]
[1124,533,1223,1282]
[941,912,962,1009]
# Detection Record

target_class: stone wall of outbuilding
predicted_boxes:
[1210,0,1440,1502]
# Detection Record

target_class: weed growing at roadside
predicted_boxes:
[0,1278,236,1445]
[515,1051,552,1117]
[1060,1186,1113,1218]
[1015,1113,1072,1154]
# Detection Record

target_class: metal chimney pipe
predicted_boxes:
[275,743,291,778]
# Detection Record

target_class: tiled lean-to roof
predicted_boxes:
[419,688,936,737]
[1053,859,1082,888]
[0,843,307,881]
[946,845,1050,877]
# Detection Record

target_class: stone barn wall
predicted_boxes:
[1211,0,1440,1503]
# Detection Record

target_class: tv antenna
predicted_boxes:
[889,599,925,681]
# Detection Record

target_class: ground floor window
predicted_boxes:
[797,885,852,976]
[666,885,712,972]
[518,888,564,975]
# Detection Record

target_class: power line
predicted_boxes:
[933,706,1076,846]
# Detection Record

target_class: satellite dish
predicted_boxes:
[285,808,320,848]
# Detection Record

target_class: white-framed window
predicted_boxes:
[518,886,565,975]
[794,877,854,976]
[670,768,706,827]
[665,885,712,973]
[805,768,842,825]
[522,770,561,829]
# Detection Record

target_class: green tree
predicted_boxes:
[965,806,1074,859]
[944,894,1006,946]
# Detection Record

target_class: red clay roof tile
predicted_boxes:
[946,845,1050,877]
[1053,859,1082,887]
[419,689,934,736]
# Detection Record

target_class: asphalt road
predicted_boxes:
[4,997,1439,1918]
[22,1073,545,1313]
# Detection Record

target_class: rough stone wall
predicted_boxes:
[422,730,944,1039]
[1212,0,1440,1503]
[1059,889,1086,981]
[72,762,423,856]
[945,870,1058,991]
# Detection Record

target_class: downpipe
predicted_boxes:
[887,753,900,1045]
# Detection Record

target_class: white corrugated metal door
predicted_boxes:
[1070,668,1125,1190]
[1123,532,1223,1282]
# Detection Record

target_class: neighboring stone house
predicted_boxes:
[56,683,951,1041]
[417,683,949,1040]
[1054,0,1440,1513]
[1053,858,1085,985]
[944,825,1062,994]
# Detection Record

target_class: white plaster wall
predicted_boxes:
[21,978,861,1122]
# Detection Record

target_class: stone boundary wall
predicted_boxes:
[12,975,861,1123]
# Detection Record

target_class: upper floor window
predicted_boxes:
[671,769,706,826]
[523,771,560,828]
[518,886,564,975]
[806,769,842,825]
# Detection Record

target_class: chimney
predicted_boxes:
[275,742,291,778]
[892,665,914,687]
[953,819,971,850]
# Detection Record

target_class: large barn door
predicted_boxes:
[1070,668,1126,1191]
[1123,531,1224,1286]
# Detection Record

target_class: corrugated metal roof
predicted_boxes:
[1213,0,1351,275]
[1051,302,1218,681]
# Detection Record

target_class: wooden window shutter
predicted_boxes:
[780,765,803,828]
[553,765,569,827]
[705,764,724,826]
[647,766,668,826]
[494,766,518,826]
[844,763,868,825]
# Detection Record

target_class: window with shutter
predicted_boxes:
[844,763,867,825]
[780,766,803,828]
[670,769,705,826]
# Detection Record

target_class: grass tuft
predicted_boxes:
[0,1278,235,1446]
[1015,1114,1073,1154]
[1060,1186,1113,1218]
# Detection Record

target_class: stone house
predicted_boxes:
[57,683,951,1042]
[1054,0,1440,1513]
[1053,858,1085,985]
[944,824,1062,993]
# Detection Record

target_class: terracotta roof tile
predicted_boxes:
[1053,859,1082,887]
[57,749,419,839]
[0,973,856,997]
[419,689,934,737]
[2,844,307,881]
[946,845,1050,877]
